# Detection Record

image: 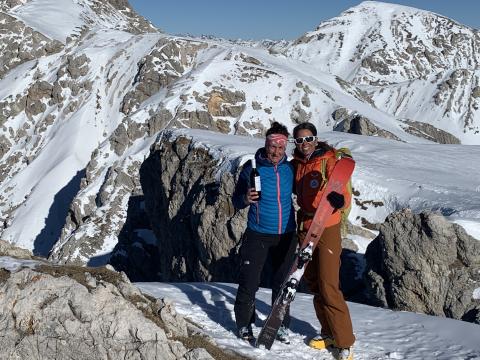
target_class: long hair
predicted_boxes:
[293,122,333,153]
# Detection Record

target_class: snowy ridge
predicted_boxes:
[0,0,479,264]
[0,29,163,251]
[281,0,480,143]
[9,0,156,43]
[284,1,479,83]
[363,68,480,144]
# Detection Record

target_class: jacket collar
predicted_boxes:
[255,147,287,167]
[293,147,334,163]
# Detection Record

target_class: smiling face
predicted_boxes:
[266,142,286,165]
[295,129,318,157]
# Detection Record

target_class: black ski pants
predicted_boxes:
[234,229,297,330]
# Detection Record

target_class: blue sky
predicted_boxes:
[128,0,480,40]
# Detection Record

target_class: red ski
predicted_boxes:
[256,156,355,349]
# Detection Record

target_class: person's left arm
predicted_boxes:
[325,156,351,210]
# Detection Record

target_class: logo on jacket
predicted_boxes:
[310,179,320,189]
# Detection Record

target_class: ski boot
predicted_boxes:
[276,325,290,344]
[238,325,254,342]
[336,347,353,360]
[308,334,335,349]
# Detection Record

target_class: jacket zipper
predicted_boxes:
[299,162,307,209]
[275,165,282,234]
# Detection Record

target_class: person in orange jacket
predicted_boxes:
[292,122,355,360]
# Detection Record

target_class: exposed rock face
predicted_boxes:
[0,239,32,259]
[48,108,175,265]
[49,159,144,265]
[121,38,208,115]
[402,119,461,144]
[364,209,480,324]
[171,88,245,134]
[333,109,402,141]
[0,13,63,79]
[132,131,246,282]
[0,255,232,359]
[88,0,158,35]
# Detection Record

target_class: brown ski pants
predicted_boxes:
[300,222,355,348]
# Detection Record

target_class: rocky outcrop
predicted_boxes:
[402,119,461,144]
[89,0,158,35]
[333,109,402,141]
[290,102,311,124]
[364,209,480,324]
[0,246,242,359]
[49,159,144,265]
[121,39,208,114]
[0,13,63,79]
[110,129,367,302]
[128,131,246,282]
[170,88,246,134]
[0,239,32,259]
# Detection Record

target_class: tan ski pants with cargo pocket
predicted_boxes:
[299,222,355,348]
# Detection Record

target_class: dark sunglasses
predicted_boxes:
[293,136,317,144]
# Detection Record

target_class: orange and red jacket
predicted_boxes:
[292,148,351,230]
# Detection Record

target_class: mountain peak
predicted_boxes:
[342,0,463,28]
[7,0,157,43]
[352,1,435,14]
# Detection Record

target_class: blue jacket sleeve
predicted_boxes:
[289,160,297,195]
[232,161,252,210]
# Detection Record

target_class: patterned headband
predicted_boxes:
[266,134,288,147]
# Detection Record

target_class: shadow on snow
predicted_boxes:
[167,282,317,338]
[33,169,86,257]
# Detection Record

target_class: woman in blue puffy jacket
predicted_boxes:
[232,122,296,344]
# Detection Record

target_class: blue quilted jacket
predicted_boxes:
[232,148,295,234]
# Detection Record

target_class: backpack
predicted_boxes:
[319,147,353,237]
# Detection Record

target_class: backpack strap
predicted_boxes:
[312,148,352,209]
[311,151,336,208]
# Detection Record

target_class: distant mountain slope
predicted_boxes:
[0,0,479,265]
[280,1,480,143]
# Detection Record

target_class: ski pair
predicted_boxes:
[255,156,355,349]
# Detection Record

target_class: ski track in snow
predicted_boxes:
[137,282,480,360]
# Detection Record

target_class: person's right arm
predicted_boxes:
[233,162,251,209]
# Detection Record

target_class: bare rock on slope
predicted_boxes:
[0,249,244,359]
[364,209,480,324]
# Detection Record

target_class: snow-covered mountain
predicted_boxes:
[281,1,480,143]
[0,0,479,275]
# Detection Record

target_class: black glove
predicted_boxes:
[327,191,344,210]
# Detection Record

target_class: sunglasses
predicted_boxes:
[293,136,317,144]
